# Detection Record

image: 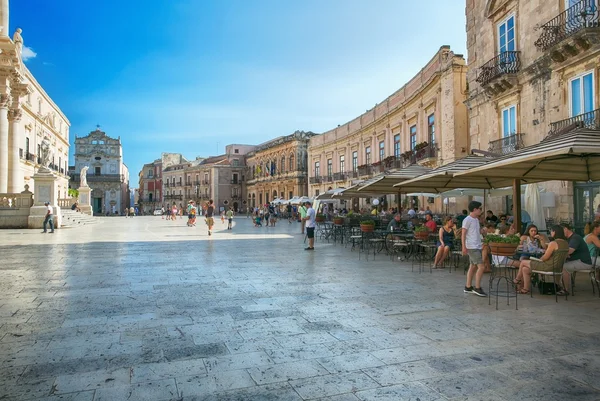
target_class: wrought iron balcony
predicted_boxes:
[415,144,437,162]
[71,173,125,183]
[476,51,521,88]
[535,0,600,54]
[547,108,600,138]
[488,133,525,155]
[333,172,346,181]
[202,180,210,185]
[184,182,192,187]
[309,176,322,184]
[348,171,358,179]
[323,175,333,183]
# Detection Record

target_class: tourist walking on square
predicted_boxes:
[299,202,308,234]
[303,201,316,250]
[462,200,487,297]
[129,206,135,217]
[42,202,54,233]
[226,207,234,230]
[205,199,215,235]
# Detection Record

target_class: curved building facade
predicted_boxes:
[307,46,468,210]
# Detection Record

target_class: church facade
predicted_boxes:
[71,128,130,215]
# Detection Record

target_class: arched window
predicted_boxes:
[289,155,294,171]
[281,156,285,173]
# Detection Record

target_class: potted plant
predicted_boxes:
[333,215,344,225]
[415,141,429,151]
[484,234,520,256]
[401,150,413,161]
[414,225,430,240]
[360,219,376,232]
[316,213,326,223]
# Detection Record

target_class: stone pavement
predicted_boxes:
[1,216,599,401]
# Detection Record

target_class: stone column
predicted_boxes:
[0,0,8,38]
[7,108,21,192]
[0,93,9,192]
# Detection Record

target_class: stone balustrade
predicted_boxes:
[0,192,33,208]
[58,198,76,208]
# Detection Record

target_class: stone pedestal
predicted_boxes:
[28,168,62,229]
[78,186,93,216]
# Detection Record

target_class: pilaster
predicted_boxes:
[0,93,9,192]
[7,107,21,192]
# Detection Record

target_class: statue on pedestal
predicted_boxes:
[39,138,51,170]
[80,166,89,187]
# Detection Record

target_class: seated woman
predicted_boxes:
[584,222,600,262]
[509,224,546,267]
[433,217,455,268]
[513,225,569,294]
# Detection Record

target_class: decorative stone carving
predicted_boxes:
[0,94,10,108]
[8,108,22,121]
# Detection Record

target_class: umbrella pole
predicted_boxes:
[513,179,522,234]
[483,189,486,216]
[397,190,402,213]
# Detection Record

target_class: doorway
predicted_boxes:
[93,197,102,214]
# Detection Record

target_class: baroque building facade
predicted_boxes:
[307,46,468,209]
[0,1,70,196]
[71,128,130,214]
[245,131,315,208]
[465,0,600,227]
[138,158,163,214]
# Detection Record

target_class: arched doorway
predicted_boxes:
[273,190,278,200]
[233,201,239,212]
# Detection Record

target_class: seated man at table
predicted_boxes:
[424,212,437,232]
[560,223,594,295]
[387,214,402,231]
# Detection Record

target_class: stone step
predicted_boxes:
[60,210,100,227]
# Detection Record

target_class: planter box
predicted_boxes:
[360,224,375,232]
[488,242,518,256]
[333,217,344,225]
[414,231,429,240]
[316,216,325,223]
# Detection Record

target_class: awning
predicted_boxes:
[394,156,494,192]
[355,164,432,194]
[329,181,382,199]
[452,130,600,186]
[316,188,346,200]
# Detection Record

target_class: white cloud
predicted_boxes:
[21,46,37,62]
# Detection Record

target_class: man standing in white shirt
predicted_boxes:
[462,200,486,297]
[303,201,316,251]
[42,202,54,233]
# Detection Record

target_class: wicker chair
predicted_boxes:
[531,249,569,302]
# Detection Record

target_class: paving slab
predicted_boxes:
[0,216,599,400]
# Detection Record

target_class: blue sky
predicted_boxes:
[12,0,466,186]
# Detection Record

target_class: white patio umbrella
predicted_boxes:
[525,183,546,231]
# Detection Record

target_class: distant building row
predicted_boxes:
[137,131,314,214]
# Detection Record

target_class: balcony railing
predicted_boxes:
[164,182,170,187]
[333,172,346,181]
[71,173,125,182]
[185,182,192,187]
[548,108,600,138]
[348,171,358,179]
[309,176,322,184]
[535,0,600,51]
[415,144,437,162]
[488,133,525,155]
[323,175,333,183]
[202,180,210,185]
[476,51,521,87]
[26,152,36,162]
